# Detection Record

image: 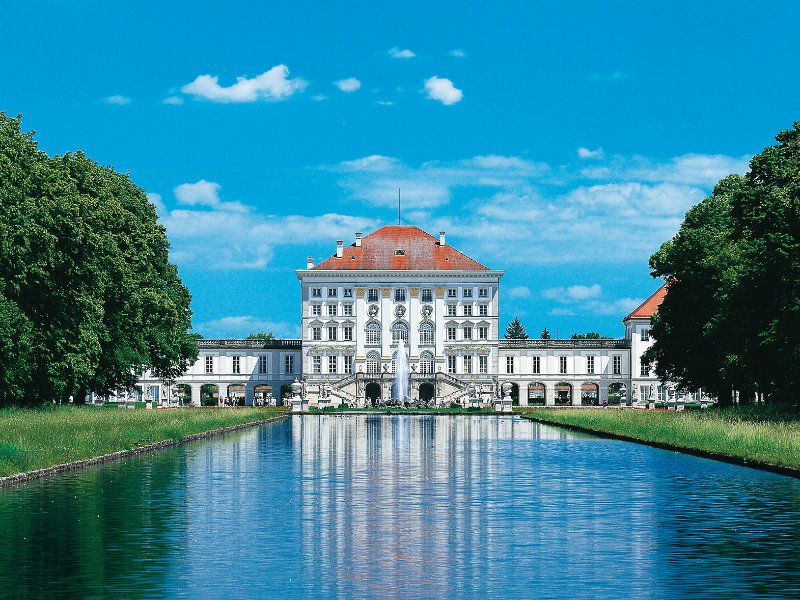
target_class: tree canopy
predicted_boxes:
[645,122,800,405]
[570,332,610,339]
[540,327,551,340]
[245,330,275,340]
[0,113,198,405]
[504,317,528,339]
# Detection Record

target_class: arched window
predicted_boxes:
[419,321,434,345]
[391,321,409,343]
[366,351,380,374]
[365,322,381,345]
[419,351,434,375]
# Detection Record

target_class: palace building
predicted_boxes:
[135,225,703,408]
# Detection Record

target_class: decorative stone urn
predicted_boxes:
[496,381,513,413]
[291,378,307,412]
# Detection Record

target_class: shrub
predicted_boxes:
[338,403,349,410]
[449,402,462,409]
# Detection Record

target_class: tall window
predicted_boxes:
[478,325,488,340]
[613,355,621,374]
[463,355,472,374]
[463,304,473,317]
[285,355,294,374]
[506,356,514,374]
[463,288,473,298]
[559,356,567,374]
[312,326,321,341]
[479,288,489,298]
[391,322,409,343]
[479,304,488,317]
[658,385,668,402]
[258,356,268,374]
[419,322,434,345]
[463,326,473,340]
[344,356,353,374]
[365,322,381,344]
[327,325,337,341]
[640,362,650,377]
[366,351,380,374]
[343,326,353,341]
[311,304,321,316]
[327,304,337,316]
[368,289,379,302]
[328,355,337,374]
[311,288,321,298]
[447,326,457,341]
[447,304,457,317]
[447,288,457,298]
[532,356,541,374]
[394,288,406,302]
[343,304,353,316]
[232,355,240,374]
[312,356,321,374]
[328,287,337,297]
[641,328,650,342]
[421,289,433,302]
[447,355,457,374]
[420,351,434,374]
[205,355,213,374]
[479,355,488,374]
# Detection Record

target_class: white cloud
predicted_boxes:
[334,77,361,92]
[337,155,400,173]
[162,96,184,105]
[542,283,640,316]
[424,76,463,105]
[375,99,395,106]
[174,180,222,207]
[195,316,298,339]
[312,94,328,102]
[389,47,415,58]
[578,147,603,159]
[180,65,308,103]
[146,192,166,216]
[449,49,466,58]
[103,95,131,105]
[506,286,531,299]
[543,284,602,301]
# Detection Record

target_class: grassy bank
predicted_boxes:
[522,406,800,472]
[0,406,288,477]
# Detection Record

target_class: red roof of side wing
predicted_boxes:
[624,282,669,320]
[313,225,490,271]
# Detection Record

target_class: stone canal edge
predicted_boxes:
[0,415,289,488]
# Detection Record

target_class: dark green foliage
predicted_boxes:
[570,332,610,339]
[245,330,274,340]
[540,327,551,339]
[0,113,198,406]
[504,317,528,339]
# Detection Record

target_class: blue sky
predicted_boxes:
[2,1,798,338]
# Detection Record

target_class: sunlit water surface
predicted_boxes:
[1,415,798,599]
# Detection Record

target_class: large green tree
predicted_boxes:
[504,317,528,339]
[0,113,197,405]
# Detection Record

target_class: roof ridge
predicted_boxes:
[624,281,669,320]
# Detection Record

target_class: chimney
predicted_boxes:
[439,231,446,246]
[306,256,315,269]
[336,240,344,258]
[355,232,362,247]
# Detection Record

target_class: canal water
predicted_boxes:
[0,415,798,599]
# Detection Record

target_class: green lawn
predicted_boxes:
[0,405,288,478]
[522,406,800,472]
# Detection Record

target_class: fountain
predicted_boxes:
[393,337,410,405]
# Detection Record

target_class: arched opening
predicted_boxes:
[200,384,219,406]
[418,382,435,404]
[608,382,625,405]
[554,382,572,405]
[391,321,409,344]
[175,384,192,406]
[509,382,520,405]
[228,384,246,406]
[581,382,599,406]
[527,382,546,406]
[419,321,434,345]
[365,322,381,345]
[366,351,380,374]
[365,382,382,405]
[419,351,434,375]
[254,384,273,406]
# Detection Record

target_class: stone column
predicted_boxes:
[571,384,582,406]
[245,383,254,407]
[544,383,555,406]
[190,383,202,407]
[519,381,529,407]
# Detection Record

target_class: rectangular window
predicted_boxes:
[463,288,473,298]
[311,304,321,317]
[506,356,514,374]
[421,289,433,302]
[640,385,651,401]
[394,288,406,302]
[343,304,353,316]
[366,327,380,345]
[479,288,489,298]
[463,304,473,317]
[463,355,472,374]
[447,304,457,317]
[463,326,473,340]
[327,326,337,341]
[311,288,322,298]
[658,385,668,402]
[559,356,567,374]
[343,326,353,341]
[232,355,240,374]
[447,355,457,374]
[478,326,488,340]
[641,328,650,342]
[328,288,337,298]
[587,355,595,374]
[479,303,488,317]
[328,355,337,374]
[640,362,650,377]
[368,289,379,302]
[479,355,488,374]
[312,356,321,374]
[420,326,434,345]
[327,304,337,316]
[258,355,268,374]
[312,327,321,341]
[285,355,294,374]
[205,355,213,374]
[447,288,457,298]
[532,356,541,374]
[447,326,457,341]
[344,356,353,374]
[343,288,353,298]
[613,355,621,374]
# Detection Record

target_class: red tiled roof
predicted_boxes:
[313,225,489,271]
[624,282,669,320]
